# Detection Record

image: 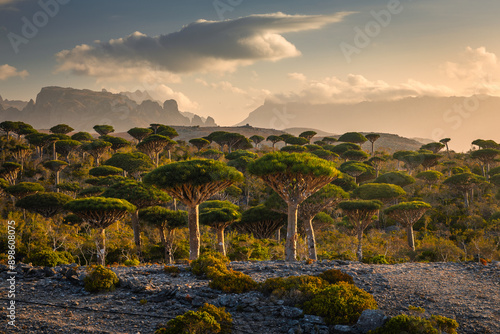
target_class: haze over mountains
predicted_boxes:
[1,86,497,152]
[0,86,216,133]
[238,95,498,152]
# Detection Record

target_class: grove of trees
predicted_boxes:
[0,122,498,266]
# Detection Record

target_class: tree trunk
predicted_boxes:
[464,190,469,208]
[55,171,60,192]
[158,227,173,264]
[155,152,159,167]
[94,155,99,167]
[188,205,200,260]
[285,202,299,262]
[96,228,106,266]
[276,228,280,242]
[371,142,374,156]
[216,227,226,256]
[52,142,57,160]
[406,224,415,251]
[356,228,363,262]
[304,217,317,260]
[131,210,142,255]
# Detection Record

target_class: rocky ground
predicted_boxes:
[0,260,499,334]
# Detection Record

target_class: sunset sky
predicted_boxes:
[1,0,499,129]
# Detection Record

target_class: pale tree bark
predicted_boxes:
[188,205,200,260]
[216,227,226,256]
[285,202,299,262]
[356,229,363,262]
[95,228,106,266]
[406,225,415,251]
[131,210,142,255]
[159,227,174,264]
[304,218,317,260]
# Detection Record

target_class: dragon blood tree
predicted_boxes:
[385,201,432,251]
[143,159,243,260]
[64,197,136,265]
[339,200,382,261]
[139,206,187,264]
[248,152,339,262]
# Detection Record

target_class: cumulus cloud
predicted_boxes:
[55,12,352,80]
[269,74,454,104]
[0,64,28,80]
[288,72,307,81]
[442,46,498,81]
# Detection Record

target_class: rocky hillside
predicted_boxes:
[0,87,216,132]
[2,260,498,333]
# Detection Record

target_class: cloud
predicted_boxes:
[0,64,28,80]
[55,12,352,80]
[269,74,454,104]
[288,72,307,81]
[442,46,498,81]
[149,84,200,111]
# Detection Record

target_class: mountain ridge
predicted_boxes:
[0,86,217,132]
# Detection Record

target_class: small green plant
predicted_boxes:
[164,265,181,276]
[259,275,330,306]
[26,249,75,267]
[140,299,147,305]
[317,269,354,285]
[84,265,119,292]
[409,305,426,314]
[363,255,390,264]
[124,258,140,266]
[209,270,258,294]
[190,252,230,278]
[199,303,233,334]
[302,282,377,325]
[155,304,232,334]
[430,315,459,334]
[368,314,439,334]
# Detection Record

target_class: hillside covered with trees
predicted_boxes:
[1,120,498,268]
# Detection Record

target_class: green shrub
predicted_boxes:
[368,315,439,334]
[317,269,354,285]
[209,270,258,294]
[84,265,119,292]
[190,252,230,278]
[155,304,231,334]
[199,303,233,334]
[124,258,140,266]
[430,315,459,334]
[363,255,390,264]
[164,265,181,276]
[259,275,330,306]
[156,311,220,334]
[302,282,377,325]
[26,249,75,267]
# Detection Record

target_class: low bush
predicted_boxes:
[209,270,258,294]
[302,282,377,325]
[317,269,354,285]
[190,252,230,278]
[430,315,459,334]
[124,258,140,266]
[164,265,181,276]
[155,303,232,334]
[259,275,329,306]
[368,315,439,334]
[363,254,390,264]
[26,249,75,267]
[84,265,119,292]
